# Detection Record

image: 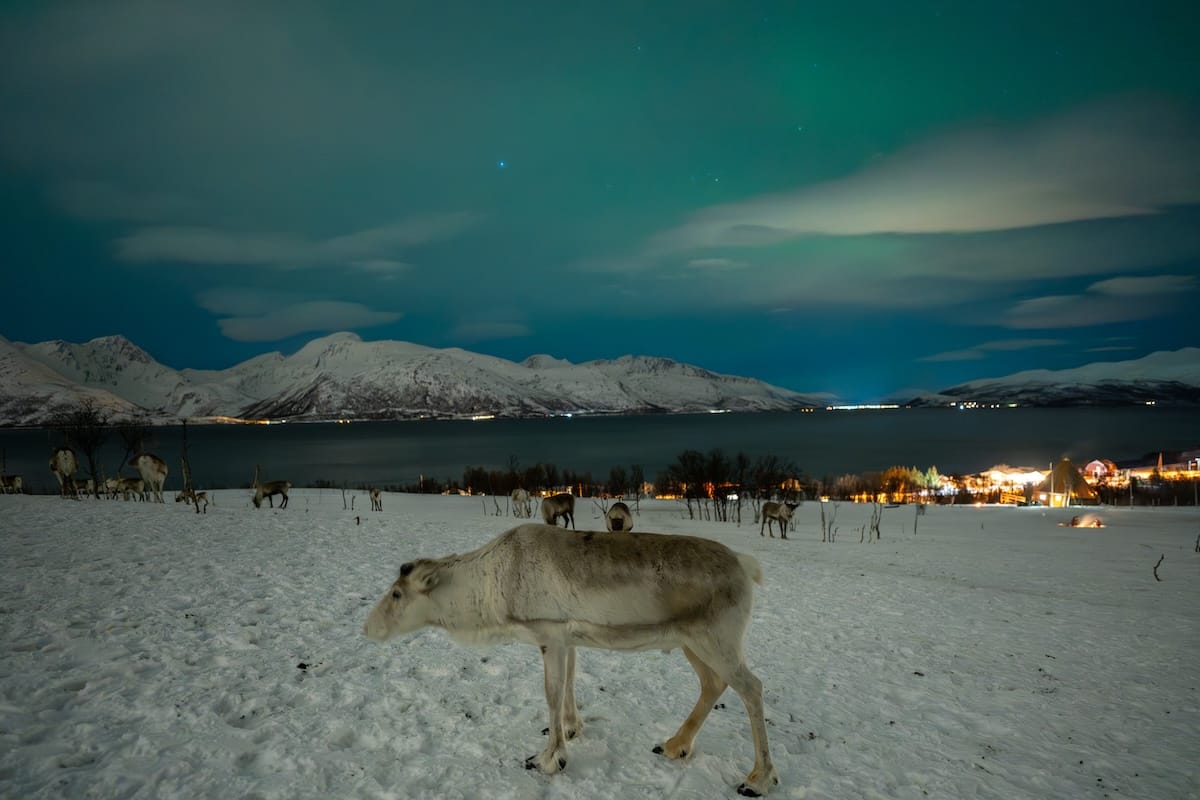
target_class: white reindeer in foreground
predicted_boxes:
[365,523,778,796]
[131,453,168,503]
[604,501,634,532]
[510,488,532,518]
[1,475,24,494]
[540,492,575,529]
[759,501,798,539]
[370,488,383,512]
[49,447,78,499]
[251,464,290,509]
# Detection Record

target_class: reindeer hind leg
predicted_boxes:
[654,645,727,760]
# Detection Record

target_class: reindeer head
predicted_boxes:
[364,559,442,641]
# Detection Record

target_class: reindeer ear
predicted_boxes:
[412,562,440,593]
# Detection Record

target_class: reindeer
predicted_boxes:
[104,477,122,499]
[511,488,532,518]
[176,488,210,514]
[76,478,96,498]
[251,464,290,509]
[370,488,383,512]
[116,477,146,501]
[540,492,575,529]
[49,447,78,499]
[759,501,798,539]
[365,523,778,796]
[604,501,634,532]
[131,453,168,503]
[0,475,23,494]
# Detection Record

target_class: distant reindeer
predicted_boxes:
[176,488,210,514]
[131,453,168,503]
[511,488,532,518]
[76,478,96,498]
[604,501,634,532]
[1,475,24,494]
[116,477,146,501]
[370,488,383,512]
[541,492,575,529]
[759,501,799,539]
[252,464,290,509]
[49,447,78,499]
[104,477,122,499]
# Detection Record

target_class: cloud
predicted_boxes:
[646,98,1200,254]
[686,258,749,270]
[115,213,477,268]
[1004,271,1198,329]
[196,289,402,341]
[213,301,402,343]
[1087,274,1197,296]
[919,338,1065,362]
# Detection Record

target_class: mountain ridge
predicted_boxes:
[0,332,824,425]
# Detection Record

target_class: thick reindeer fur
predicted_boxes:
[540,492,575,529]
[252,480,290,509]
[759,501,798,539]
[49,447,78,498]
[604,501,634,532]
[364,523,778,796]
[131,453,169,503]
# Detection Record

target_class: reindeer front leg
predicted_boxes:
[526,643,569,774]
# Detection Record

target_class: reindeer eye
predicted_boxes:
[392,590,402,599]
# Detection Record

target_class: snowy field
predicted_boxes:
[2,491,1198,800]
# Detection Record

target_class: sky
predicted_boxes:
[1,1,1198,402]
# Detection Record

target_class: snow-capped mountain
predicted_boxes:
[0,332,821,425]
[895,348,1200,407]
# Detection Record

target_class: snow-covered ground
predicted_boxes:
[2,492,1198,800]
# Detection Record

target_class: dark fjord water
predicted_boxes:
[2,407,1196,494]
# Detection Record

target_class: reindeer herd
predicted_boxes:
[5,443,792,796]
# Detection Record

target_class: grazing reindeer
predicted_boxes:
[49,447,78,499]
[370,487,383,512]
[131,453,168,503]
[104,477,122,499]
[116,477,146,501]
[759,501,798,539]
[365,523,778,796]
[76,478,96,498]
[0,475,23,494]
[511,488,532,518]
[604,501,634,532]
[540,492,575,529]
[176,488,210,514]
[251,464,290,509]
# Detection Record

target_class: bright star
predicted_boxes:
[497,160,507,169]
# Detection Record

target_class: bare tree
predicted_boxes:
[49,399,109,498]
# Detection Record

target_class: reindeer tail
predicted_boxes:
[737,552,764,586]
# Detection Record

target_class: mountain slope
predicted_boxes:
[899,348,1200,407]
[0,332,821,425]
